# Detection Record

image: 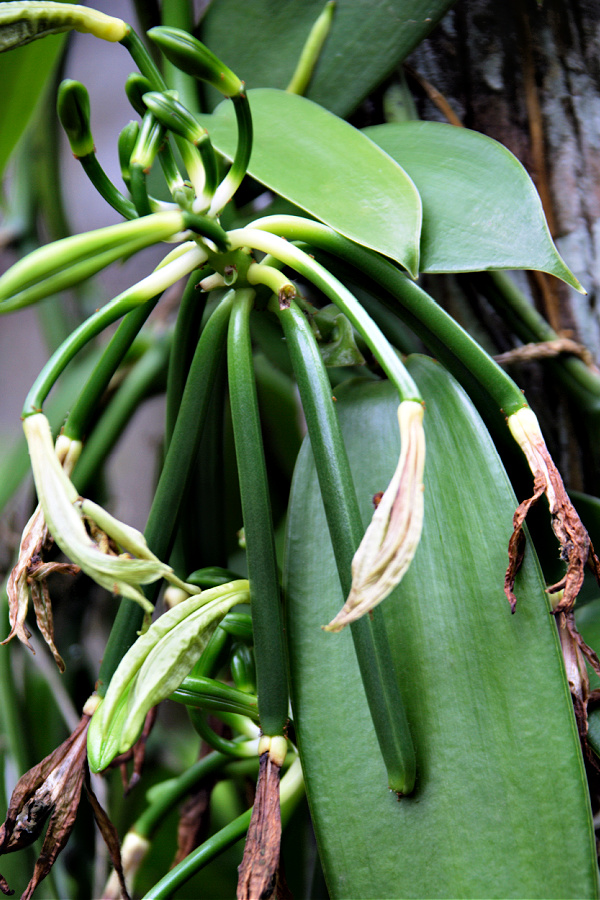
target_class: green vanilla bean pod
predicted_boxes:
[58,79,138,220]
[71,334,171,493]
[0,2,128,50]
[96,294,235,693]
[0,210,185,313]
[165,270,206,445]
[275,298,416,795]
[227,290,289,738]
[147,27,252,214]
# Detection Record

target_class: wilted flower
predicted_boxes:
[324,400,425,632]
[0,707,128,900]
[87,580,251,772]
[21,413,199,618]
[505,406,600,613]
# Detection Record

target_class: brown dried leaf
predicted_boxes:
[0,716,89,900]
[237,752,282,900]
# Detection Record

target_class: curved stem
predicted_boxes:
[228,227,421,402]
[77,153,138,219]
[64,297,161,442]
[209,93,253,216]
[23,245,205,416]
[227,290,289,738]
[71,333,170,492]
[247,216,528,416]
[134,750,228,839]
[187,708,259,757]
[142,758,304,900]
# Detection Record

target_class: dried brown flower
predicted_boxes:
[0,713,129,900]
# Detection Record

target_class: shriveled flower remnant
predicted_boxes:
[325,400,425,632]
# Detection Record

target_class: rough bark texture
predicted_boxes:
[407,0,600,355]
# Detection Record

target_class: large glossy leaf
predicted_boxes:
[200,0,456,118]
[364,121,582,289]
[0,33,67,179]
[204,89,422,276]
[284,357,597,898]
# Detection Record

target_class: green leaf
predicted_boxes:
[364,120,583,290]
[200,0,456,118]
[0,34,65,178]
[204,89,422,276]
[284,358,597,898]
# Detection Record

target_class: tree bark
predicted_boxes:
[407,0,600,356]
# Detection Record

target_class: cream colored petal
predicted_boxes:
[324,401,425,632]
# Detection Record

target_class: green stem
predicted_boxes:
[248,216,528,416]
[472,271,600,411]
[187,709,258,757]
[147,809,252,899]
[72,333,170,492]
[121,27,168,90]
[142,758,304,899]
[96,294,234,694]
[228,227,420,402]
[227,290,289,738]
[209,93,253,215]
[172,675,259,721]
[78,153,138,219]
[159,0,201,114]
[134,750,227,839]
[22,246,205,417]
[64,298,161,442]
[275,298,416,795]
